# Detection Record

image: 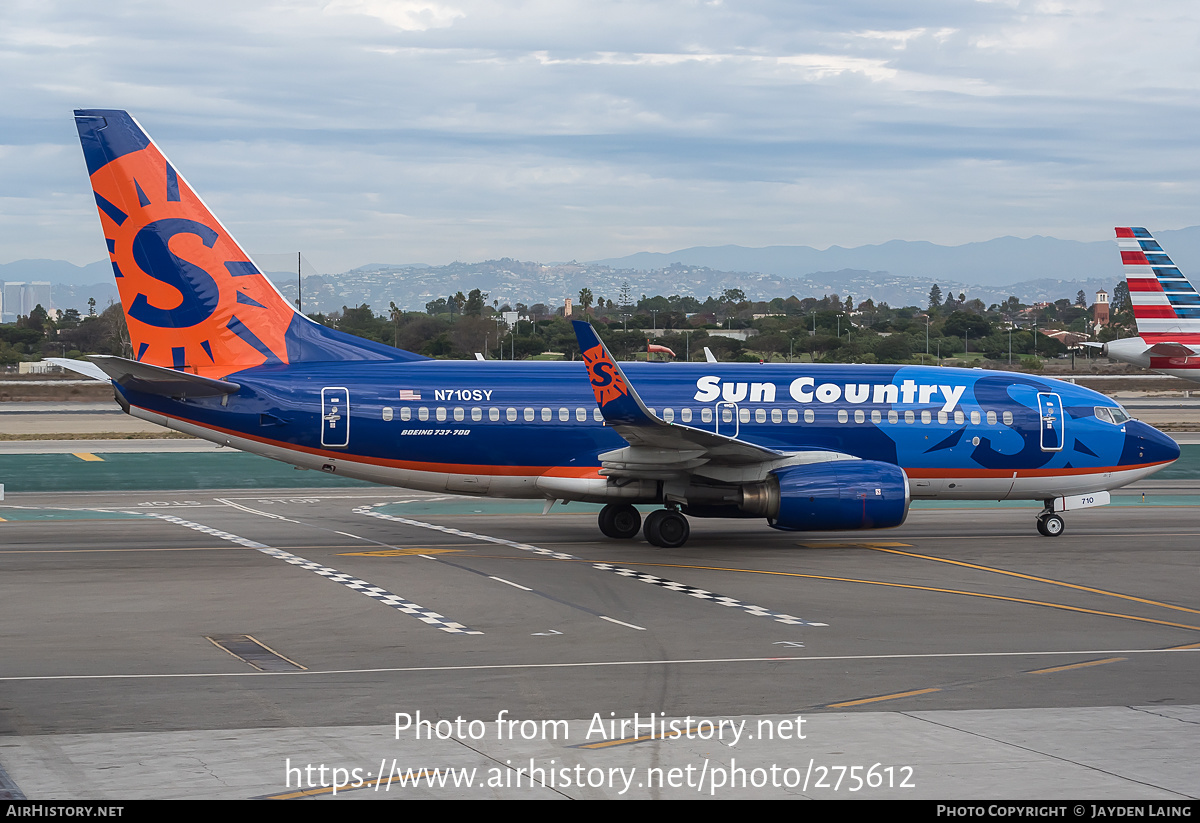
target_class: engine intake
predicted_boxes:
[763,461,910,532]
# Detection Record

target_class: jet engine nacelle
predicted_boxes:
[766,460,911,532]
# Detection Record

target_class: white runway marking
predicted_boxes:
[356,504,828,627]
[130,511,484,635]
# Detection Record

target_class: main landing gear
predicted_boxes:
[597,503,690,548]
[1036,502,1065,537]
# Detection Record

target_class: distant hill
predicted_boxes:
[591,226,1200,288]
[9,226,1200,314]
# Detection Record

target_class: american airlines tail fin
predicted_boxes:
[74,109,424,381]
[1114,227,1200,341]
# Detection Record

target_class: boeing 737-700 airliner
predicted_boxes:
[68,110,1180,546]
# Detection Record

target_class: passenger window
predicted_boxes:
[382,407,393,422]
[970,410,981,425]
[663,408,675,422]
[722,407,733,423]
[489,408,500,422]
[524,408,535,421]
[904,410,915,424]
[507,408,517,421]
[838,410,848,423]
[400,407,412,422]
[854,410,864,423]
[804,409,815,423]
[559,408,569,422]
[954,410,965,425]
[541,408,551,421]
[986,411,996,425]
[576,408,587,422]
[772,409,782,424]
[418,407,429,421]
[787,409,798,423]
[472,408,482,422]
[1002,411,1013,425]
[593,408,603,422]
[702,408,713,423]
[938,411,948,425]
[739,409,750,423]
[871,410,881,424]
[755,409,766,423]
[888,410,898,424]
[453,407,464,422]
[436,407,447,422]
[682,408,692,423]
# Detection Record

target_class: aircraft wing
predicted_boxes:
[572,321,789,477]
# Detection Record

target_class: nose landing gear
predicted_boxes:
[1036,507,1065,537]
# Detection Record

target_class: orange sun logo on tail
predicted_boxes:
[582,343,629,407]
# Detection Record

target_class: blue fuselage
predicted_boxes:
[117,360,1179,503]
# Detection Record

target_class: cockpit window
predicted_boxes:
[1095,406,1132,425]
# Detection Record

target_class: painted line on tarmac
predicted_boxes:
[356,503,827,628]
[129,511,483,636]
[215,498,628,629]
[3,647,1197,683]
[611,560,1200,633]
[865,546,1200,617]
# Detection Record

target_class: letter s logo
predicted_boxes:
[128,218,221,328]
[590,360,617,388]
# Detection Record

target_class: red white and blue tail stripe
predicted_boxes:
[1115,227,1200,337]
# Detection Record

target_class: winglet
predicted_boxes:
[572,320,659,426]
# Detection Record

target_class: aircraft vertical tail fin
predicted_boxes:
[74,109,425,380]
[1114,227,1200,339]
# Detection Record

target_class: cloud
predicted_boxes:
[2,1,1200,271]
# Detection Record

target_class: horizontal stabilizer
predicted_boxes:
[44,358,110,382]
[88,355,240,397]
[1145,341,1199,358]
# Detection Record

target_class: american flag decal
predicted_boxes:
[399,389,421,401]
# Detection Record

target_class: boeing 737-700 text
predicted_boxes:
[68,110,1180,546]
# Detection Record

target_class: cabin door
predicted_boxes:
[1037,392,1063,452]
[321,387,350,449]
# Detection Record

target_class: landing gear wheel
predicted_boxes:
[598,504,641,539]
[1037,513,1065,537]
[643,509,690,548]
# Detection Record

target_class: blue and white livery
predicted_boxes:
[70,110,1180,546]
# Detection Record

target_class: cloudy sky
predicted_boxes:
[4,0,1200,273]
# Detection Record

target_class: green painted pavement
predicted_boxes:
[0,508,143,521]
[0,452,372,493]
[2,446,1198,497]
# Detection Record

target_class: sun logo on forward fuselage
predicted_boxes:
[582,343,629,407]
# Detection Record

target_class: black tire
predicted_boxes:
[1041,513,1065,537]
[643,509,689,548]
[599,504,641,539]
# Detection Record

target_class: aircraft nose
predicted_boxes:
[1125,420,1180,466]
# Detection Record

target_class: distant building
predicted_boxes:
[564,297,572,317]
[1093,289,1109,327]
[0,280,53,322]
